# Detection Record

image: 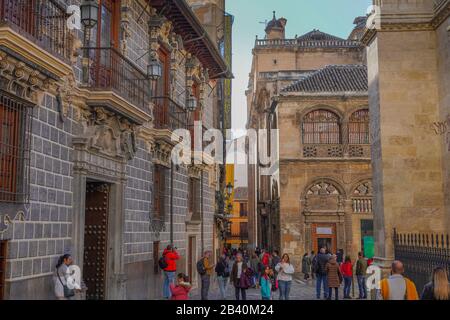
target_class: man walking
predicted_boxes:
[162,245,180,299]
[314,247,331,299]
[310,251,316,280]
[378,260,419,300]
[198,251,215,300]
[355,252,368,299]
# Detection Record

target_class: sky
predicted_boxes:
[225,0,372,134]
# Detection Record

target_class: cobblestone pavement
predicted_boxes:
[190,279,320,300]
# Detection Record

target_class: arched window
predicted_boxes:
[348,109,369,144]
[302,110,340,144]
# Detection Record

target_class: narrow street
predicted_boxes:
[190,275,364,300]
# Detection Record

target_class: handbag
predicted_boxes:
[57,270,75,298]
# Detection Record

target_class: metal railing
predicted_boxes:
[152,96,187,131]
[255,38,361,49]
[393,229,450,294]
[0,0,73,61]
[84,47,151,115]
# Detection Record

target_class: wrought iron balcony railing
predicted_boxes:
[0,0,73,61]
[84,47,151,115]
[152,96,187,131]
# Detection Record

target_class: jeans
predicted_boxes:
[201,275,210,300]
[357,275,367,298]
[328,287,339,300]
[217,276,228,300]
[262,296,270,300]
[316,274,328,299]
[343,276,352,298]
[278,280,292,300]
[235,286,247,300]
[163,271,176,299]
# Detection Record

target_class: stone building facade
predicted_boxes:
[362,0,450,270]
[246,13,373,267]
[0,0,230,300]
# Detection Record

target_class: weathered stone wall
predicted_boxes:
[367,29,447,260]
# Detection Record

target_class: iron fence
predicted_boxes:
[0,0,73,61]
[152,96,187,131]
[393,229,450,294]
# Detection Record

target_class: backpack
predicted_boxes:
[270,277,278,292]
[158,256,168,270]
[312,255,319,273]
[197,258,206,276]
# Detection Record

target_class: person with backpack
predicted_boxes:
[170,273,191,300]
[215,254,230,300]
[260,266,273,300]
[161,245,180,299]
[197,251,215,300]
[231,253,249,300]
[315,247,331,299]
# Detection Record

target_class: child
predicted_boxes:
[170,273,191,300]
[260,266,273,300]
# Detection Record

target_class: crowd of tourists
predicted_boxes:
[52,246,450,301]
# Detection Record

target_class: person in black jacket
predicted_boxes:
[314,248,331,299]
[215,255,230,299]
[420,267,450,300]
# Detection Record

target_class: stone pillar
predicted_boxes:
[344,199,354,256]
[364,0,447,263]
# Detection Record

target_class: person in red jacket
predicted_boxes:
[340,256,353,299]
[262,251,271,268]
[170,273,191,300]
[163,245,180,299]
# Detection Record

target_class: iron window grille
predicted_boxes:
[0,90,33,203]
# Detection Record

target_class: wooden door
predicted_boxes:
[83,183,110,300]
[312,223,337,254]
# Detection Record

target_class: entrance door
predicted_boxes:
[312,223,337,254]
[83,182,110,300]
[188,236,196,283]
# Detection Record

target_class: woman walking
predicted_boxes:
[420,267,450,300]
[231,253,249,300]
[340,256,353,299]
[250,252,261,288]
[326,255,342,300]
[275,253,295,300]
[302,253,311,280]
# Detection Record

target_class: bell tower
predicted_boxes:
[265,11,287,40]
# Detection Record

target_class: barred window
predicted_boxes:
[0,92,33,203]
[348,109,369,144]
[153,165,167,219]
[302,109,341,144]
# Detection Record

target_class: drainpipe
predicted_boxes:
[170,162,174,245]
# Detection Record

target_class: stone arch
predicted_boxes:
[297,104,344,125]
[302,178,346,214]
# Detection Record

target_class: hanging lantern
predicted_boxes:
[80,0,99,29]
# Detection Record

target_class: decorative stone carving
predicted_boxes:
[307,181,340,196]
[353,180,372,196]
[0,50,51,105]
[56,75,76,122]
[77,106,138,161]
[149,216,166,238]
[120,0,132,56]
[151,141,172,168]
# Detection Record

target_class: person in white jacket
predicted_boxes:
[275,254,295,300]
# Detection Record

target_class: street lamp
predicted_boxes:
[147,58,162,81]
[80,0,99,29]
[226,182,233,197]
[187,95,198,112]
